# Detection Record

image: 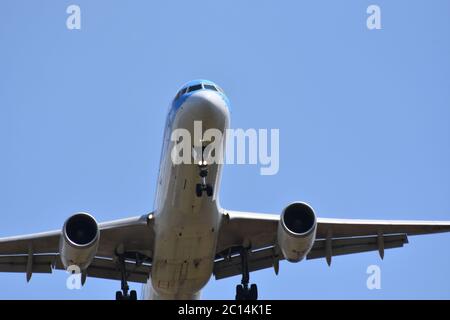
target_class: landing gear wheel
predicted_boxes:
[235,284,258,300]
[116,290,137,300]
[206,184,213,197]
[196,184,203,197]
[235,284,244,300]
[249,284,258,300]
[196,183,213,197]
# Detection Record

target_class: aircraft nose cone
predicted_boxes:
[188,90,223,108]
[183,90,229,122]
[173,90,230,134]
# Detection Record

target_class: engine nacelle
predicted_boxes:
[59,212,100,270]
[277,202,317,262]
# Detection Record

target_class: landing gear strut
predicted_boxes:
[195,148,213,197]
[115,254,137,300]
[235,247,258,300]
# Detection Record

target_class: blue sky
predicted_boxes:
[1,0,450,299]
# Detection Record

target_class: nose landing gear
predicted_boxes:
[235,247,258,300]
[195,160,213,197]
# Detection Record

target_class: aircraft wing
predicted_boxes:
[0,214,154,283]
[214,209,450,280]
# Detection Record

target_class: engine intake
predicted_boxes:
[59,212,99,270]
[277,202,317,262]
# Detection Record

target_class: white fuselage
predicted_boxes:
[142,89,230,299]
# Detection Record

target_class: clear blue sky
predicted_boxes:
[1,0,450,299]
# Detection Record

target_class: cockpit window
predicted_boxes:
[174,82,223,101]
[187,84,203,93]
[174,87,188,100]
[215,85,224,93]
[204,84,217,91]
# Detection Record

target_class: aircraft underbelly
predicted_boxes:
[151,163,220,296]
[149,91,229,298]
[150,138,223,296]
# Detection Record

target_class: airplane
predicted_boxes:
[1,79,450,300]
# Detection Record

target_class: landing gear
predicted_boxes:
[195,158,213,198]
[115,254,137,300]
[236,284,257,301]
[235,248,258,300]
[115,290,137,301]
[206,184,213,197]
[196,183,213,197]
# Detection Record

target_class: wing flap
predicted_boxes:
[0,254,55,274]
[214,247,280,280]
[307,234,408,260]
[0,254,150,283]
[53,257,151,283]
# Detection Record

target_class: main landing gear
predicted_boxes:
[115,254,137,300]
[195,160,213,197]
[235,248,258,300]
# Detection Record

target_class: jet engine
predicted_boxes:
[59,212,100,270]
[277,202,317,262]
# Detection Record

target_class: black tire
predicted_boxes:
[130,290,137,300]
[235,284,244,300]
[250,284,258,300]
[196,184,203,197]
[206,185,213,197]
[115,291,123,300]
